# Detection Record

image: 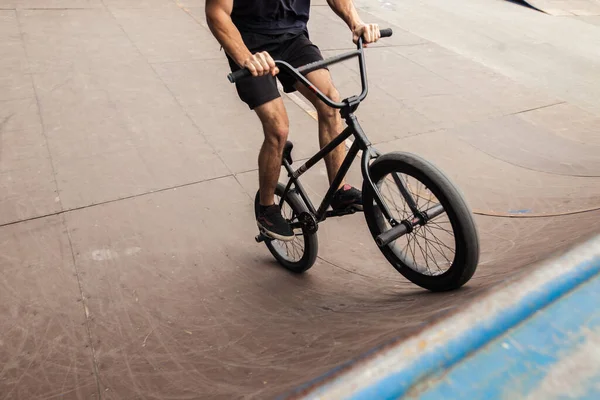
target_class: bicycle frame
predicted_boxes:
[272,37,405,228]
[227,31,415,231]
[280,115,390,224]
[226,30,479,285]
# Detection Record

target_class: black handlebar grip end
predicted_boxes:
[228,68,252,83]
[380,28,393,38]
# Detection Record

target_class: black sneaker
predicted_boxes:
[331,184,363,211]
[257,205,295,241]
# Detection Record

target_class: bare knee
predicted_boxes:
[255,100,289,149]
[261,113,289,149]
[316,86,341,121]
[264,120,289,149]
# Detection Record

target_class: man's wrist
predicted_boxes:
[234,50,253,67]
[350,19,365,31]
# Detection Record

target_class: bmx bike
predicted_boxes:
[227,29,480,292]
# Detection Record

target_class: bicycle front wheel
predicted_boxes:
[363,152,480,291]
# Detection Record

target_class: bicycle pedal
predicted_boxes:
[255,226,270,242]
[255,233,270,243]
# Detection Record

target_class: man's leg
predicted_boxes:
[254,97,289,206]
[294,69,363,211]
[252,97,296,240]
[294,69,346,189]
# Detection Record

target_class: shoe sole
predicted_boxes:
[257,222,295,242]
[332,203,364,212]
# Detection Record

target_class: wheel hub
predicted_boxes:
[298,212,318,234]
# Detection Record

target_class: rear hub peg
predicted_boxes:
[401,219,414,234]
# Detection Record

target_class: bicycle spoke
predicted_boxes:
[387,176,406,213]
[427,228,445,274]
[429,219,451,225]
[384,178,406,220]
[293,238,304,257]
[416,229,452,265]
[294,242,301,260]
[287,240,296,260]
[406,232,416,265]
[410,190,436,207]
[293,241,302,260]
[412,231,431,273]
[415,227,446,273]
[428,221,455,236]
[382,190,400,219]
[424,225,456,255]
[410,229,418,264]
[284,241,293,259]
[383,176,412,221]
[401,236,411,260]
[390,172,418,214]
[424,227,444,274]
[424,224,454,250]
[424,186,433,214]
[427,225,454,242]
[419,225,438,273]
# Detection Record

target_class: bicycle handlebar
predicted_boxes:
[227,28,393,108]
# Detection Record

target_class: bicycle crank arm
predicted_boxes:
[376,204,445,247]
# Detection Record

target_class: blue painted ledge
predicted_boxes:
[279,235,600,400]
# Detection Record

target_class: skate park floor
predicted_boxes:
[1,0,599,398]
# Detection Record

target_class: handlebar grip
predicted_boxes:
[227,68,252,83]
[380,28,393,38]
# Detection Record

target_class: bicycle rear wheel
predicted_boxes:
[254,183,319,273]
[363,152,479,291]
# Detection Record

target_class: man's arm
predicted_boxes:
[205,0,278,76]
[326,0,380,44]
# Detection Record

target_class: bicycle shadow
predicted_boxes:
[248,252,482,314]
[505,0,545,13]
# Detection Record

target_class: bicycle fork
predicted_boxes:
[362,147,446,247]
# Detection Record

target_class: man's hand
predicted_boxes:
[352,23,381,46]
[241,51,280,77]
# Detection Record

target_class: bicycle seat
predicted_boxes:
[283,141,294,164]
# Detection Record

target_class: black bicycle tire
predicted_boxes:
[254,183,319,273]
[363,152,480,291]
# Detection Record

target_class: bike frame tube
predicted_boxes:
[281,160,317,216]
[292,126,355,180]
[281,114,401,226]
[360,145,400,225]
[392,172,420,215]
[315,140,361,221]
[280,125,357,219]
[268,35,416,228]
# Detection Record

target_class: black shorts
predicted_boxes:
[226,31,325,110]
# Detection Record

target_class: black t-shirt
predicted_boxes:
[231,0,311,35]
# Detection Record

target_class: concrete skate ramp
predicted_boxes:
[519,0,600,15]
